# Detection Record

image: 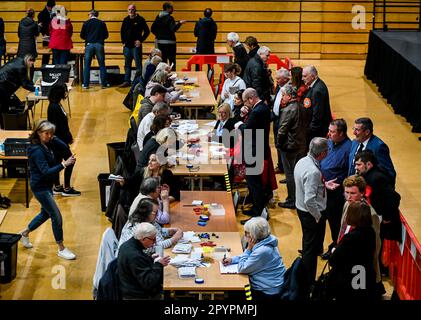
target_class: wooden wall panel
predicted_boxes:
[0,0,419,61]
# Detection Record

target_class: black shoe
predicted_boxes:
[101,83,111,89]
[279,179,287,184]
[277,201,296,209]
[298,249,303,255]
[320,251,331,260]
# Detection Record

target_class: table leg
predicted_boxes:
[199,177,203,191]
[79,54,84,85]
[195,108,198,119]
[67,95,71,117]
[25,160,29,208]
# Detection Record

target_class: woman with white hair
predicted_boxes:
[142,48,162,79]
[222,217,286,300]
[142,54,162,86]
[144,69,181,103]
[226,32,248,77]
[49,5,73,64]
[117,222,171,300]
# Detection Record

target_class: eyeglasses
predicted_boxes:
[352,127,364,132]
[143,237,156,242]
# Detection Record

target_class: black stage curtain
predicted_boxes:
[364,30,421,133]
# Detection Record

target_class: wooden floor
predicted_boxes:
[1,60,419,299]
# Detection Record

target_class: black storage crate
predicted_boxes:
[4,138,31,157]
[0,232,21,283]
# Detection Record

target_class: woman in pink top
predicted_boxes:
[49,5,73,64]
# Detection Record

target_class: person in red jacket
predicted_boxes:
[49,5,73,64]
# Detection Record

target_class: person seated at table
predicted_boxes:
[144,69,181,103]
[222,217,286,301]
[142,48,162,80]
[210,103,237,148]
[137,101,171,151]
[118,222,171,300]
[129,176,171,225]
[118,198,182,254]
[141,54,162,87]
[143,114,172,148]
[138,85,168,124]
[327,201,377,300]
[47,83,80,196]
[117,152,180,205]
[138,127,181,169]
[220,63,246,109]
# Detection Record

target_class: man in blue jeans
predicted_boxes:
[80,10,109,89]
[120,4,150,88]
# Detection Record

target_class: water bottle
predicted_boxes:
[35,86,39,96]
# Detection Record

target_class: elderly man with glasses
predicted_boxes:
[118,222,171,300]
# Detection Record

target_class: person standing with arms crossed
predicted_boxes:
[120,4,150,88]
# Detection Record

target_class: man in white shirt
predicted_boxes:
[137,102,170,151]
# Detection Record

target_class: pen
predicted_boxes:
[223,253,226,261]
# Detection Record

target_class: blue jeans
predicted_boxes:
[123,46,142,83]
[28,190,63,243]
[52,49,70,64]
[84,43,107,87]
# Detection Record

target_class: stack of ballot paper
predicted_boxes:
[172,243,193,254]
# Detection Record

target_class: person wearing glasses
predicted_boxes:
[120,4,150,88]
[243,46,273,104]
[118,222,171,300]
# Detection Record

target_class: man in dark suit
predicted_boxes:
[234,88,272,223]
[226,32,249,78]
[194,8,217,54]
[348,117,396,185]
[302,65,332,143]
[354,150,401,242]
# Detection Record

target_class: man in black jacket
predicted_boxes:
[120,4,150,87]
[235,88,272,223]
[354,150,401,242]
[80,10,109,89]
[151,2,186,70]
[243,46,273,104]
[118,222,170,300]
[302,65,332,143]
[226,32,248,78]
[194,8,217,54]
[37,0,56,65]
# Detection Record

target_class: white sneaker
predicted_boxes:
[58,248,76,260]
[20,233,33,248]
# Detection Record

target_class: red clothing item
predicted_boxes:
[296,84,309,103]
[49,17,73,50]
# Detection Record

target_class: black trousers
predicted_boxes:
[53,141,74,188]
[272,115,283,170]
[41,41,51,65]
[157,43,176,70]
[320,187,345,250]
[297,209,325,284]
[245,171,270,216]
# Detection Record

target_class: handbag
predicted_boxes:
[310,260,333,301]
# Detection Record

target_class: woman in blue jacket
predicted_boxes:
[222,217,286,300]
[19,120,77,260]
